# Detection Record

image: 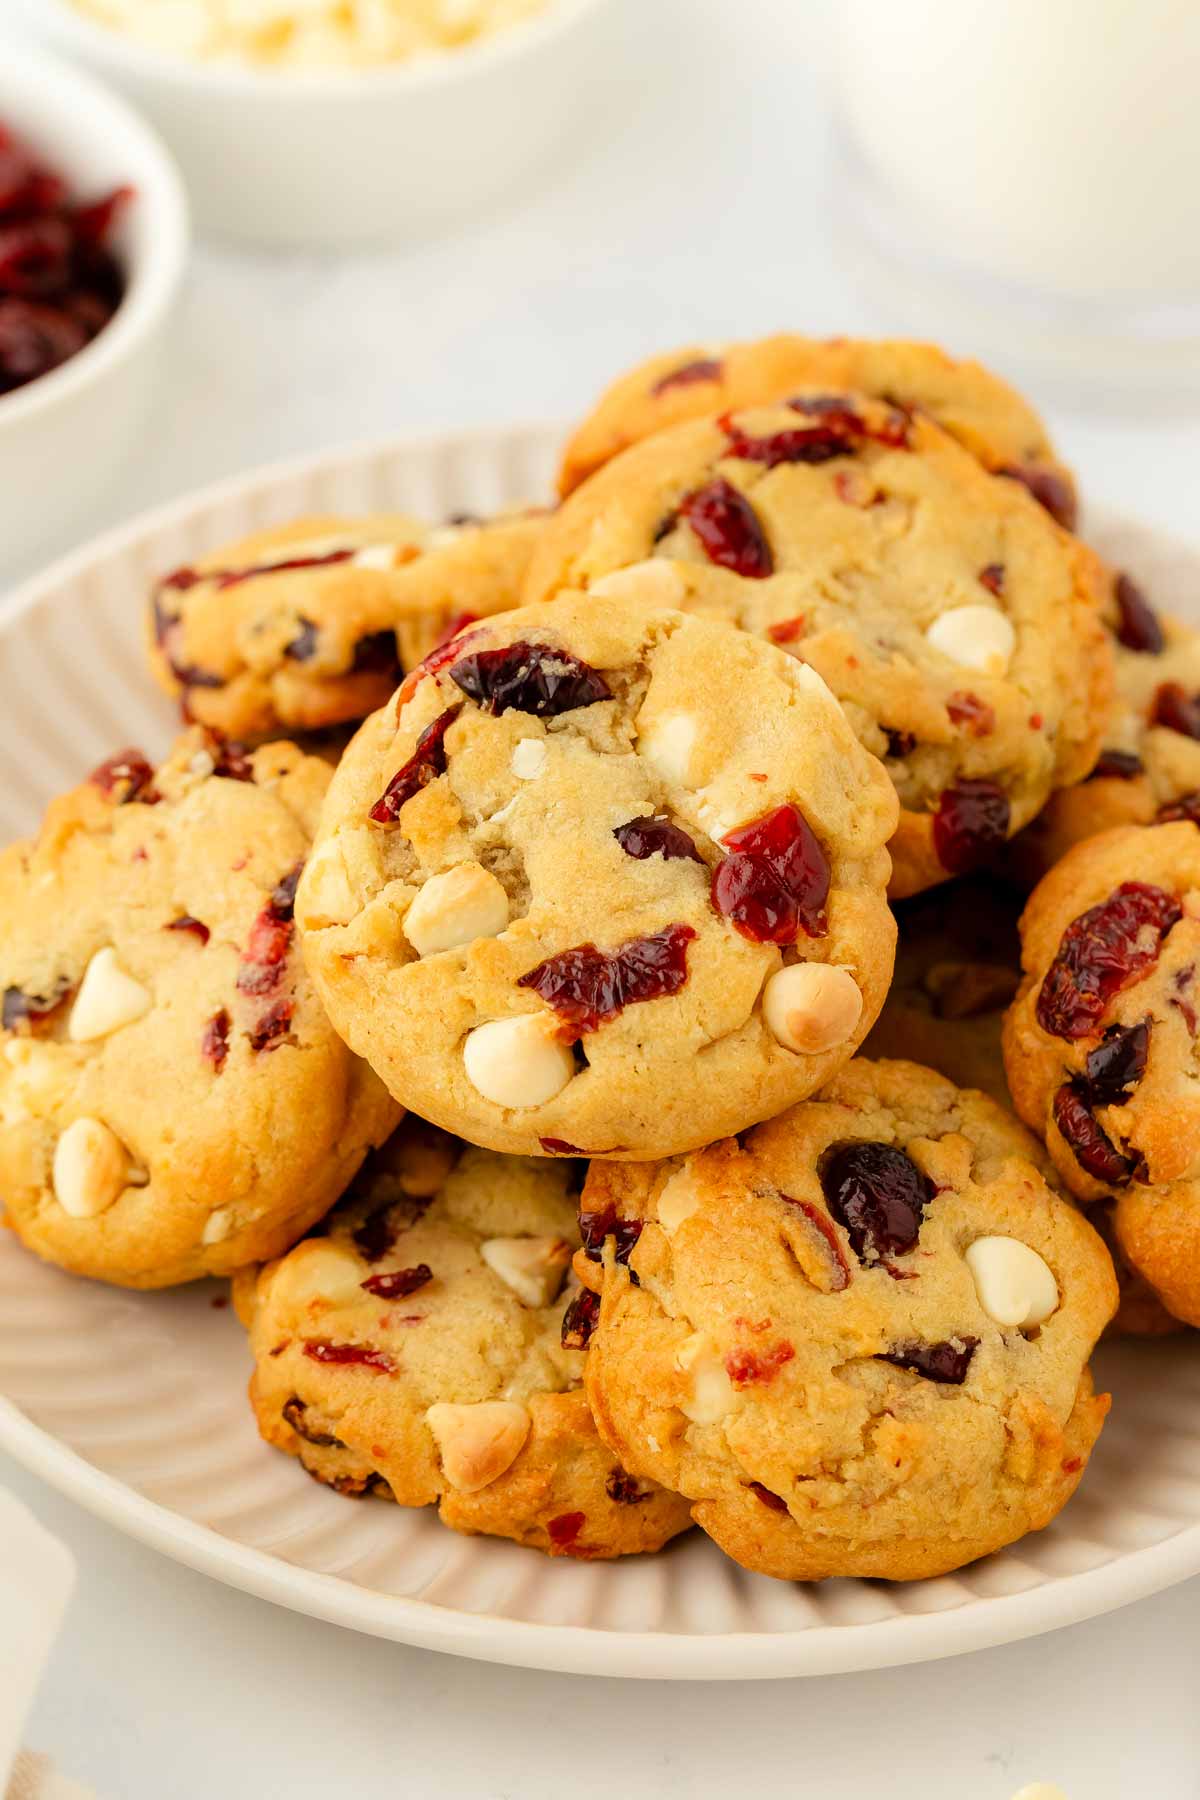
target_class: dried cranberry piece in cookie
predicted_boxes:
[1088,749,1144,781]
[721,395,908,468]
[677,477,773,578]
[1052,1084,1138,1185]
[303,1339,395,1373]
[613,815,704,864]
[237,863,302,996]
[880,1339,978,1384]
[819,1141,933,1265]
[1159,792,1200,824]
[1036,883,1181,1041]
[578,1202,643,1270]
[711,804,831,944]
[932,778,1011,873]
[1152,683,1200,740]
[996,463,1078,532]
[2,979,71,1033]
[349,629,401,677]
[517,925,697,1035]
[90,748,157,805]
[360,1264,433,1300]
[561,1286,601,1350]
[652,356,724,395]
[201,1008,230,1071]
[249,998,295,1052]
[283,618,319,663]
[1082,1019,1151,1104]
[1113,573,1165,654]
[449,641,611,717]
[370,705,461,823]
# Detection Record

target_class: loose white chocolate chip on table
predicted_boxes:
[481,1235,571,1307]
[925,604,1016,675]
[763,963,862,1054]
[403,862,508,957]
[462,1015,575,1109]
[426,1400,530,1492]
[966,1236,1059,1329]
[591,560,686,605]
[675,1332,736,1425]
[637,711,698,786]
[656,1169,700,1235]
[511,738,548,780]
[68,948,152,1043]
[52,1117,130,1218]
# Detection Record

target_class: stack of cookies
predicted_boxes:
[5,331,1197,1584]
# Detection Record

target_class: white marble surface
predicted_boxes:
[3,1,1200,1794]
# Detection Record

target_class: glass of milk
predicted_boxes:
[829,0,1200,379]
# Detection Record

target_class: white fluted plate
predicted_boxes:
[2,422,1200,1680]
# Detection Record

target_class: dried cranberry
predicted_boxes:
[819,1140,933,1264]
[166,914,210,945]
[270,866,302,917]
[789,392,910,443]
[1036,882,1181,1040]
[303,1339,395,1373]
[748,1480,789,1512]
[1152,682,1200,740]
[349,630,401,677]
[90,748,157,804]
[370,705,460,823]
[725,1341,795,1386]
[1089,749,1144,781]
[723,396,907,470]
[711,804,830,944]
[205,735,255,782]
[880,1339,977,1384]
[605,1469,649,1504]
[450,641,611,718]
[0,216,73,297]
[561,1287,601,1350]
[652,356,723,395]
[0,298,87,392]
[1158,792,1200,824]
[221,549,354,591]
[248,999,294,1052]
[547,1511,585,1546]
[613,815,703,864]
[884,727,917,759]
[946,692,996,738]
[360,1264,432,1299]
[778,1194,851,1290]
[517,924,696,1035]
[677,477,773,578]
[1082,1019,1150,1103]
[996,463,1078,531]
[1173,967,1199,1034]
[2,980,70,1033]
[282,1397,344,1449]
[979,563,1006,596]
[0,128,65,215]
[237,873,299,996]
[284,618,319,662]
[767,616,806,644]
[353,1207,400,1263]
[932,778,1011,872]
[395,623,483,709]
[1052,1083,1137,1185]
[1113,573,1165,654]
[201,1008,230,1071]
[579,1204,643,1272]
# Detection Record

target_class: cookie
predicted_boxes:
[575,1058,1116,1582]
[0,730,399,1287]
[296,592,899,1160]
[148,510,543,742]
[236,1121,691,1558]
[556,333,1075,526]
[1003,820,1200,1325]
[526,397,1111,898]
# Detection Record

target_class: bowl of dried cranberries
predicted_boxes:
[0,44,188,571]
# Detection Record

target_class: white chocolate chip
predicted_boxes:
[763,964,863,1055]
[426,1399,530,1492]
[188,748,216,778]
[675,1332,736,1425]
[966,1236,1059,1329]
[353,542,410,571]
[462,1015,575,1109]
[637,711,698,786]
[52,1117,131,1218]
[481,1235,571,1308]
[202,1206,234,1246]
[296,837,357,930]
[403,862,508,958]
[926,604,1016,675]
[511,738,548,780]
[68,949,152,1043]
[275,1240,366,1305]
[790,660,839,705]
[591,560,686,606]
[656,1169,700,1235]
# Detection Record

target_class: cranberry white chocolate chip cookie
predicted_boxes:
[147,509,544,743]
[0,730,399,1288]
[556,334,1076,524]
[1004,821,1200,1327]
[236,1122,691,1558]
[575,1058,1116,1582]
[525,398,1111,899]
[296,593,899,1159]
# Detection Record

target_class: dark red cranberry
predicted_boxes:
[353,1207,401,1263]
[284,618,319,662]
[748,1480,789,1512]
[946,693,996,738]
[613,815,703,864]
[395,623,483,709]
[201,1008,230,1072]
[450,641,611,718]
[90,748,157,804]
[2,980,71,1033]
[819,1140,933,1264]
[880,1339,977,1384]
[282,1397,344,1449]
[711,804,831,943]
[270,865,302,917]
[1088,749,1144,781]
[205,734,255,782]
[725,1341,795,1386]
[222,549,354,591]
[303,1339,395,1373]
[561,1287,601,1350]
[677,477,773,578]
[1036,882,1181,1040]
[517,924,696,1035]
[1172,966,1198,1034]
[651,356,723,395]
[605,1469,650,1504]
[547,1511,585,1546]
[370,705,460,824]
[166,914,210,945]
[248,998,295,1052]
[1152,683,1200,740]
[0,127,65,215]
[723,397,907,470]
[1113,573,1165,654]
[1052,1084,1137,1185]
[349,630,401,677]
[579,1203,643,1273]
[766,616,806,644]
[788,392,911,444]
[932,778,1011,872]
[1158,792,1200,824]
[0,298,86,392]
[0,216,73,297]
[884,727,917,759]
[237,874,298,996]
[1082,1019,1150,1102]
[996,463,1078,531]
[778,1194,851,1290]
[360,1264,432,1299]
[978,563,1006,596]
[539,1137,590,1155]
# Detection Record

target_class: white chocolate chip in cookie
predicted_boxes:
[297,836,357,930]
[462,1015,575,1109]
[763,964,862,1054]
[656,1169,700,1235]
[511,738,548,780]
[52,1117,132,1218]
[966,1236,1059,1329]
[426,1399,530,1492]
[926,605,1015,675]
[637,710,698,786]
[403,862,508,958]
[481,1235,571,1307]
[202,1206,235,1246]
[68,948,152,1043]
[675,1332,736,1425]
[591,559,686,606]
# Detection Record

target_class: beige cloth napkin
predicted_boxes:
[0,1490,93,1800]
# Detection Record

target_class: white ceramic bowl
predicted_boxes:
[11,0,619,247]
[0,44,189,570]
